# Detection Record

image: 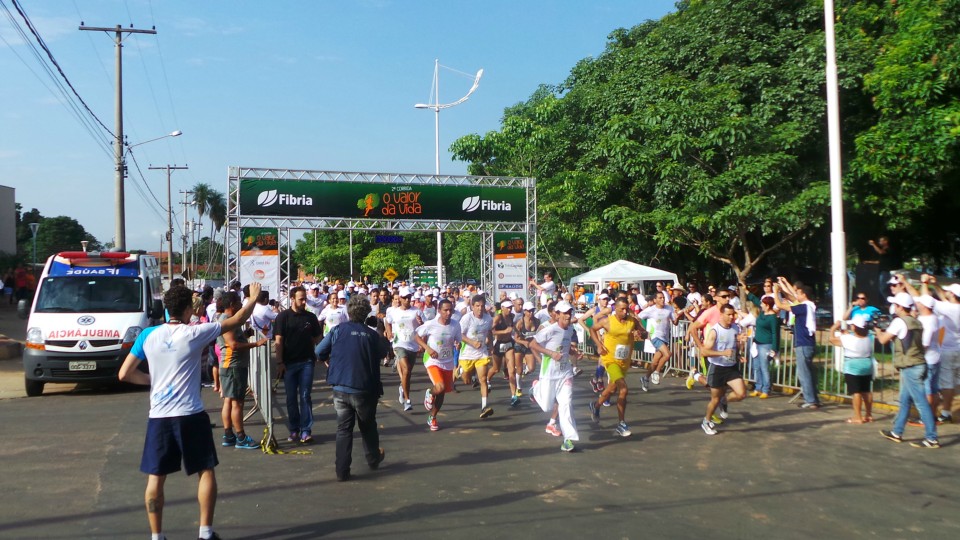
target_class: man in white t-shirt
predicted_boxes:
[251,290,278,339]
[904,274,960,424]
[415,299,462,431]
[119,282,262,540]
[529,301,583,452]
[385,287,423,411]
[639,292,677,387]
[530,272,558,309]
[459,294,495,418]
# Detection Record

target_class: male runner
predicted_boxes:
[639,291,678,387]
[385,287,422,411]
[698,304,747,435]
[459,294,495,418]
[588,297,644,437]
[415,299,462,431]
[529,301,584,452]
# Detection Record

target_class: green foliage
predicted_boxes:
[360,248,423,279]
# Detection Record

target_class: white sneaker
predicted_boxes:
[403,400,412,412]
[398,386,405,405]
[718,400,729,420]
[701,418,718,435]
[640,376,649,392]
[650,372,661,385]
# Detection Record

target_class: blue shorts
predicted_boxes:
[652,338,668,350]
[141,412,218,476]
[925,363,941,396]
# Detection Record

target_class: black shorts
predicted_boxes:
[141,412,218,476]
[844,373,873,394]
[494,341,514,355]
[706,363,742,389]
[514,344,531,355]
[220,367,248,400]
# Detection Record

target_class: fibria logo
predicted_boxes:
[257,190,314,207]
[462,196,512,212]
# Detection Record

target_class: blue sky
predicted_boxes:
[1,0,677,250]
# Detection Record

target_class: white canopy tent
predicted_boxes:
[568,259,679,302]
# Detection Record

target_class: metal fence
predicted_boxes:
[245,331,277,442]
[577,319,900,405]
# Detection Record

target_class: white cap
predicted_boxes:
[847,314,869,329]
[671,283,684,291]
[370,284,379,290]
[598,293,610,300]
[728,285,737,291]
[554,301,574,314]
[508,292,519,300]
[887,292,914,308]
[337,291,347,299]
[523,301,535,311]
[398,286,412,297]
[501,300,513,309]
[887,276,901,285]
[916,295,935,309]
[944,284,960,297]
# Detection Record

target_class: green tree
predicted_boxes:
[360,247,423,281]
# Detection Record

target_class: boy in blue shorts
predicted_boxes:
[120,282,261,540]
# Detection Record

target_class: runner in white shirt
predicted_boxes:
[119,282,262,540]
[459,295,495,418]
[319,291,347,335]
[385,287,423,411]
[529,301,583,452]
[305,285,325,315]
[415,300,462,431]
[638,292,677,388]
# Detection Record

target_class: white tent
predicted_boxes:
[567,259,679,298]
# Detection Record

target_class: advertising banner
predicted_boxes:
[239,178,526,223]
[239,228,280,297]
[493,233,527,300]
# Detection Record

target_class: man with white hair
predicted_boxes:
[877,292,940,448]
[529,301,584,452]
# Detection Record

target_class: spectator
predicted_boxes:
[844,291,882,324]
[274,286,323,444]
[749,297,779,399]
[829,315,874,423]
[773,277,821,409]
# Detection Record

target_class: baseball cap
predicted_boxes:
[523,301,535,311]
[554,301,574,314]
[727,285,737,291]
[508,292,519,300]
[916,295,935,309]
[847,314,869,329]
[887,276,901,285]
[337,291,347,299]
[598,293,610,300]
[398,286,413,297]
[887,292,914,308]
[501,300,513,309]
[944,284,960,297]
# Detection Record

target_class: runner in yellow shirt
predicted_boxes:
[588,297,645,437]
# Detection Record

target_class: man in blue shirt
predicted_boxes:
[773,277,822,409]
[316,294,388,482]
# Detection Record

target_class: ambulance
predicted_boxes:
[22,251,164,396]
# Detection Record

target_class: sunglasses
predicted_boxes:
[718,294,730,299]
[856,296,867,300]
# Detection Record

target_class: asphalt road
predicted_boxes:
[0,305,958,539]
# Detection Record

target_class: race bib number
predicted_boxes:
[614,344,629,360]
[438,346,452,359]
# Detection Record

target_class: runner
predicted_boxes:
[638,291,678,387]
[529,301,584,452]
[698,304,747,435]
[385,287,423,412]
[319,290,347,336]
[588,297,645,437]
[415,299,462,431]
[491,300,518,404]
[513,301,541,379]
[458,294,496,418]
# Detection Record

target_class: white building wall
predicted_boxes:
[0,185,16,255]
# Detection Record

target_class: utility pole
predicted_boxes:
[79,24,156,251]
[149,164,188,283]
[179,190,194,280]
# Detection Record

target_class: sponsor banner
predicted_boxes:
[240,227,280,296]
[241,228,279,255]
[239,179,526,223]
[494,257,527,298]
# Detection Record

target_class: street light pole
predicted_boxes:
[414,60,483,287]
[29,223,39,271]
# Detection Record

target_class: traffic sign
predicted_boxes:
[383,267,399,282]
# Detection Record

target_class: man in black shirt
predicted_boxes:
[274,286,323,444]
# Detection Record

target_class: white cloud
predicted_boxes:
[0,15,76,47]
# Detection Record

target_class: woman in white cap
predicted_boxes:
[492,299,520,406]
[513,301,541,382]
[829,315,874,423]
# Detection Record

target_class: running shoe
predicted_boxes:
[560,439,575,452]
[510,395,520,408]
[907,418,924,427]
[718,400,729,420]
[480,406,494,419]
[759,393,769,399]
[799,402,821,409]
[515,388,523,398]
[572,367,583,377]
[602,400,611,407]
[589,401,600,423]
[472,379,481,389]
[591,377,601,393]
[428,415,439,431]
[879,429,903,443]
[615,421,632,437]
[685,371,696,390]
[910,438,941,449]
[221,433,237,447]
[404,400,413,412]
[529,379,540,405]
[711,414,725,425]
[235,434,260,450]
[701,418,718,435]
[650,371,661,385]
[287,431,299,443]
[639,376,649,392]
[423,389,435,411]
[937,411,953,424]
[545,423,562,437]
[300,432,313,444]
[398,385,405,405]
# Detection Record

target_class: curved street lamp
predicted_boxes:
[414,60,483,286]
[115,130,182,251]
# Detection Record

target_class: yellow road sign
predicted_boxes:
[383,267,399,282]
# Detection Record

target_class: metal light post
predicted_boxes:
[414,60,483,287]
[823,1,847,324]
[29,223,39,271]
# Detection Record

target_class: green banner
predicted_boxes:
[239,179,527,222]
[240,228,279,253]
[494,233,527,256]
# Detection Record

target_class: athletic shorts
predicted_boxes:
[844,373,872,394]
[652,337,668,350]
[141,412,218,476]
[925,363,941,396]
[394,347,418,361]
[706,363,742,389]
[459,357,491,374]
[603,362,627,384]
[514,344,531,355]
[220,367,248,400]
[426,365,454,393]
[493,341,514,354]
[940,350,959,389]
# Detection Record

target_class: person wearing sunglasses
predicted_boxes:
[844,292,882,325]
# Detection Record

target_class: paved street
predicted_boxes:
[0,318,958,540]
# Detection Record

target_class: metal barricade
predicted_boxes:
[245,330,276,443]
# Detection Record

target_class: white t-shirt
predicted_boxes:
[205,302,218,323]
[840,333,873,358]
[251,303,278,338]
[919,314,941,364]
[534,308,551,325]
[133,322,222,418]
[687,292,703,306]
[305,294,325,315]
[539,280,557,307]
[319,304,346,331]
[639,305,675,342]
[885,317,908,340]
[459,312,493,360]
[416,318,461,370]
[533,322,575,380]
[932,300,960,352]
[386,307,421,352]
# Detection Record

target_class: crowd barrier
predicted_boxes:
[577,319,901,406]
[246,330,277,442]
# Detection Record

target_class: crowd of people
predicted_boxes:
[117,268,957,539]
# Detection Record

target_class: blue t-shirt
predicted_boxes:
[851,305,882,322]
[790,303,817,347]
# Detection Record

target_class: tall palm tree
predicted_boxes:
[191,183,213,222]
[204,190,227,276]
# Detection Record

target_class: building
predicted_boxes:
[0,185,16,255]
